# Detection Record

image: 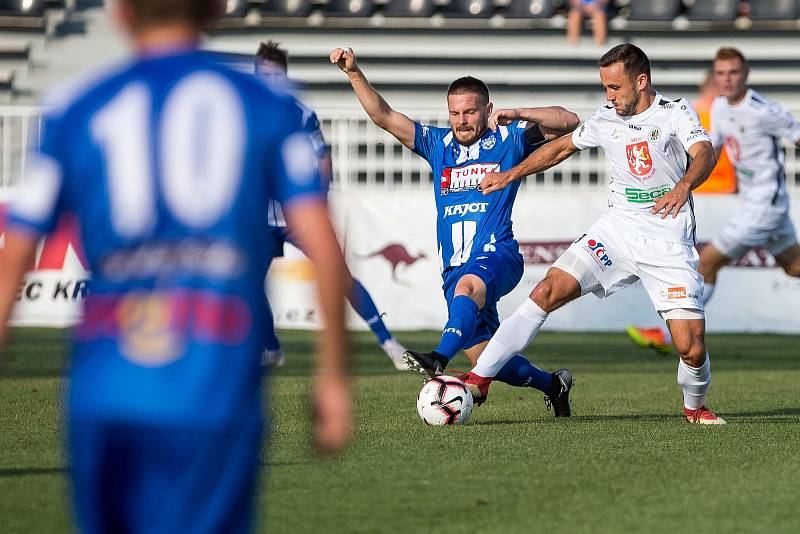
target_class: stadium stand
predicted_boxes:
[749,0,800,20]
[687,0,739,21]
[3,2,800,190]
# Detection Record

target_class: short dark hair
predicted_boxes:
[255,41,288,71]
[599,43,651,83]
[447,76,490,104]
[123,0,222,29]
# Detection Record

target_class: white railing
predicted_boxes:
[2,106,799,192]
[0,107,41,188]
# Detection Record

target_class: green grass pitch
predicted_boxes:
[1,328,799,533]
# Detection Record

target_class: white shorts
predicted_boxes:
[553,211,704,315]
[711,204,797,261]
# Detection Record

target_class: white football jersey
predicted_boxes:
[572,93,711,244]
[710,89,800,208]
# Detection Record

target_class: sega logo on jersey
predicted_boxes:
[440,163,498,195]
[586,238,613,267]
[444,202,488,218]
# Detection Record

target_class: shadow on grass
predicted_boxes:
[472,407,800,426]
[0,467,65,477]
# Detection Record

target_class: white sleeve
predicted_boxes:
[708,99,724,148]
[571,110,602,150]
[671,99,711,151]
[762,102,800,144]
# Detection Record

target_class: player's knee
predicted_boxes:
[677,337,706,367]
[531,279,557,312]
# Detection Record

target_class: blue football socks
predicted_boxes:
[348,278,392,344]
[495,354,552,393]
[435,295,479,361]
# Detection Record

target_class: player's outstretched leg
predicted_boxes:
[404,274,485,379]
[493,356,575,416]
[262,296,285,368]
[464,268,581,410]
[347,277,409,370]
[668,315,726,425]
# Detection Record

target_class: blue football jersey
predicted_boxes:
[266,97,328,229]
[413,121,543,272]
[7,50,324,428]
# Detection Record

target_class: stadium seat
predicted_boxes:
[687,0,738,21]
[260,0,314,17]
[382,0,436,17]
[749,0,800,20]
[222,0,249,17]
[440,0,494,18]
[627,0,681,21]
[0,0,45,16]
[503,0,555,19]
[322,0,376,16]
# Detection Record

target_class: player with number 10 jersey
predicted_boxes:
[0,9,350,529]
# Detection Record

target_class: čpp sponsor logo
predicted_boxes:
[587,239,613,267]
[443,202,488,218]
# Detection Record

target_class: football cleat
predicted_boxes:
[381,337,411,371]
[544,368,574,417]
[261,348,286,368]
[461,372,493,406]
[402,350,448,381]
[626,325,673,355]
[684,406,726,425]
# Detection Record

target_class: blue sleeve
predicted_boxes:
[303,109,329,159]
[412,122,444,162]
[7,111,68,236]
[268,100,325,207]
[512,120,546,158]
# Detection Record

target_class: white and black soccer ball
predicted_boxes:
[416,375,473,425]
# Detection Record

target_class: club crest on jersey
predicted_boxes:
[626,141,654,178]
[481,135,496,150]
[440,163,498,195]
[648,128,661,142]
[724,135,741,162]
[584,238,613,269]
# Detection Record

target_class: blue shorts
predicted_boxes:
[442,242,523,349]
[68,416,263,534]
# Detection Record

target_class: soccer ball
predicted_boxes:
[416,375,473,425]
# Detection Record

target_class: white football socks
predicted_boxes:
[702,282,715,304]
[472,298,549,378]
[677,354,711,410]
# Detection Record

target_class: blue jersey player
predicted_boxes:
[255,41,409,370]
[331,47,579,413]
[0,2,351,532]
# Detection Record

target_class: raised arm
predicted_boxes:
[489,106,581,139]
[480,133,580,194]
[330,48,416,149]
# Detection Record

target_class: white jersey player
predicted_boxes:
[627,47,800,355]
[460,43,726,425]
[704,47,800,288]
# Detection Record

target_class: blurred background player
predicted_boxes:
[0,1,351,532]
[254,41,409,370]
[567,0,610,47]
[469,44,725,425]
[331,46,580,414]
[627,47,800,354]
